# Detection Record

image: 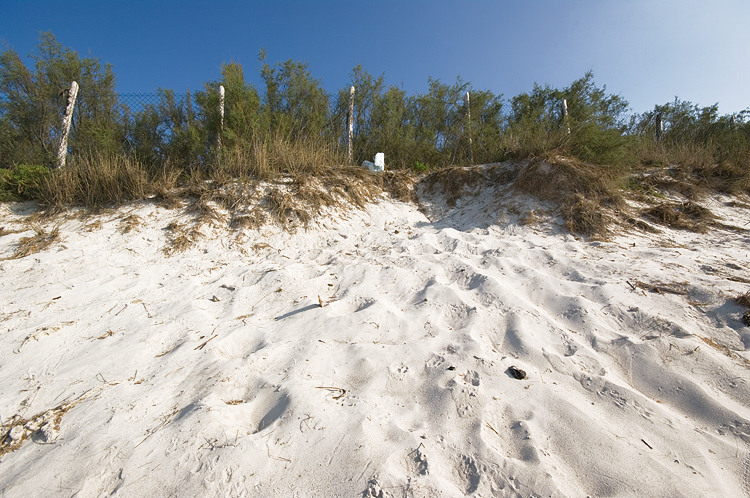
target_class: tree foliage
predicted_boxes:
[3,31,748,200]
[0,32,120,168]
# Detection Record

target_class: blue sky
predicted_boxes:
[1,0,748,116]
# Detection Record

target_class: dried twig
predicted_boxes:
[265,440,291,462]
[634,280,688,295]
[96,330,114,340]
[486,422,501,437]
[315,386,347,399]
[140,302,153,318]
[194,334,218,351]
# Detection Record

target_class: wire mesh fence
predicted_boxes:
[116,93,183,114]
[1,84,747,170]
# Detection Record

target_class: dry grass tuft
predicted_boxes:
[318,166,381,208]
[519,210,541,226]
[642,201,715,232]
[0,226,26,237]
[628,169,698,200]
[380,170,418,203]
[152,187,183,210]
[191,196,226,227]
[515,156,625,205]
[230,208,268,231]
[202,139,384,231]
[1,398,82,458]
[265,188,313,230]
[561,194,611,237]
[11,224,60,259]
[118,214,143,234]
[632,141,750,198]
[422,166,489,207]
[83,219,103,232]
[642,203,682,226]
[736,291,750,308]
[38,153,151,210]
[514,156,626,237]
[624,216,661,233]
[163,221,203,255]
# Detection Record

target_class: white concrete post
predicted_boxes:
[57,80,79,168]
[465,91,473,164]
[347,86,355,164]
[218,85,225,150]
[562,98,570,134]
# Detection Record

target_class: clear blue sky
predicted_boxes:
[1,0,748,116]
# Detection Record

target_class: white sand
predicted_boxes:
[1,171,750,497]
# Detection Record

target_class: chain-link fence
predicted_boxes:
[1,83,747,170]
[116,93,182,114]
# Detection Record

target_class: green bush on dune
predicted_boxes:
[0,164,52,201]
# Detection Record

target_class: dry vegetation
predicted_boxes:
[736,290,750,308]
[512,156,627,237]
[163,221,203,256]
[0,397,83,459]
[9,224,60,259]
[3,134,750,244]
[118,214,143,234]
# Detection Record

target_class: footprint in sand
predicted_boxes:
[245,389,291,434]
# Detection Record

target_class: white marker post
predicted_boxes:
[57,81,79,168]
[347,86,355,164]
[465,91,473,164]
[562,98,570,135]
[656,112,663,142]
[218,85,225,151]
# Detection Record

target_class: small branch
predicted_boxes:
[141,302,153,318]
[315,386,346,399]
[194,334,217,350]
[485,422,501,437]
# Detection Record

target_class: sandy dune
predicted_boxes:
[1,171,750,497]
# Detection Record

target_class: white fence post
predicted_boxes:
[347,86,355,164]
[465,91,473,164]
[562,98,570,134]
[218,85,225,151]
[656,112,663,142]
[57,80,79,168]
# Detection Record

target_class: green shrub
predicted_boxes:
[412,161,430,172]
[0,32,122,169]
[0,164,51,201]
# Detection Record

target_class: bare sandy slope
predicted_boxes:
[1,177,750,497]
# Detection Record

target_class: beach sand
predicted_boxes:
[1,173,749,497]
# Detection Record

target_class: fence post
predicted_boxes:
[347,86,355,164]
[465,91,473,164]
[562,98,570,134]
[57,81,79,168]
[655,112,663,142]
[218,85,225,151]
